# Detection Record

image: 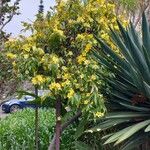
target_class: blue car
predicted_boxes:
[1,95,36,113]
[1,90,50,113]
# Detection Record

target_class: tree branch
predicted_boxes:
[134,0,150,28]
[61,110,82,131]
[0,0,20,32]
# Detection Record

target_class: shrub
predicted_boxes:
[90,13,150,149]
[0,108,75,150]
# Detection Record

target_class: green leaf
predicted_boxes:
[93,12,150,149]
[115,120,150,145]
[86,118,129,132]
[108,79,135,96]
[142,46,150,71]
[128,65,146,93]
[74,141,92,150]
[93,50,115,70]
[126,32,150,84]
[121,132,149,150]
[93,50,132,82]
[128,22,142,51]
[145,124,150,132]
[142,12,150,53]
[119,102,150,112]
[94,35,129,70]
[110,27,135,66]
[143,81,150,99]
[104,125,132,144]
[105,112,150,119]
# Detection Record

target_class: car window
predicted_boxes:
[38,90,50,96]
[24,90,50,101]
[25,95,34,101]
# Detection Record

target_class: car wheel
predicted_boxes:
[9,104,21,113]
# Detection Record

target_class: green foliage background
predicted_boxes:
[0,109,76,150]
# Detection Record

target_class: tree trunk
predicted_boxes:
[55,98,61,150]
[35,87,39,150]
[48,110,82,150]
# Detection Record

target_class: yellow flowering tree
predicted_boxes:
[5,0,127,149]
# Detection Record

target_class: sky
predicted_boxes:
[5,0,55,37]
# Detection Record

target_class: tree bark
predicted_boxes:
[48,110,82,150]
[35,87,39,150]
[55,98,61,150]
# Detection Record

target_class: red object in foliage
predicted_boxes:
[131,93,147,105]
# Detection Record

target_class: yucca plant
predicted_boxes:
[89,13,150,150]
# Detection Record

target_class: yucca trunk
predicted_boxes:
[139,142,150,150]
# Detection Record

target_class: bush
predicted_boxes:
[0,108,75,150]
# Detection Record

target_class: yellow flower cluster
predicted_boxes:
[32,75,46,85]
[94,112,104,118]
[23,54,29,59]
[49,82,61,91]
[85,43,92,53]
[76,34,85,40]
[40,54,61,71]
[80,74,84,79]
[92,64,99,70]
[51,55,60,64]
[62,66,68,72]
[90,75,97,81]
[32,46,45,56]
[6,53,16,59]
[67,51,73,56]
[84,60,90,65]
[62,73,71,80]
[61,80,70,87]
[76,43,93,65]
[4,0,127,116]
[84,100,89,105]
[22,44,31,52]
[77,55,86,64]
[53,28,64,37]
[12,61,16,67]
[67,89,75,99]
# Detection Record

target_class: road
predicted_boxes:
[0,106,9,119]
